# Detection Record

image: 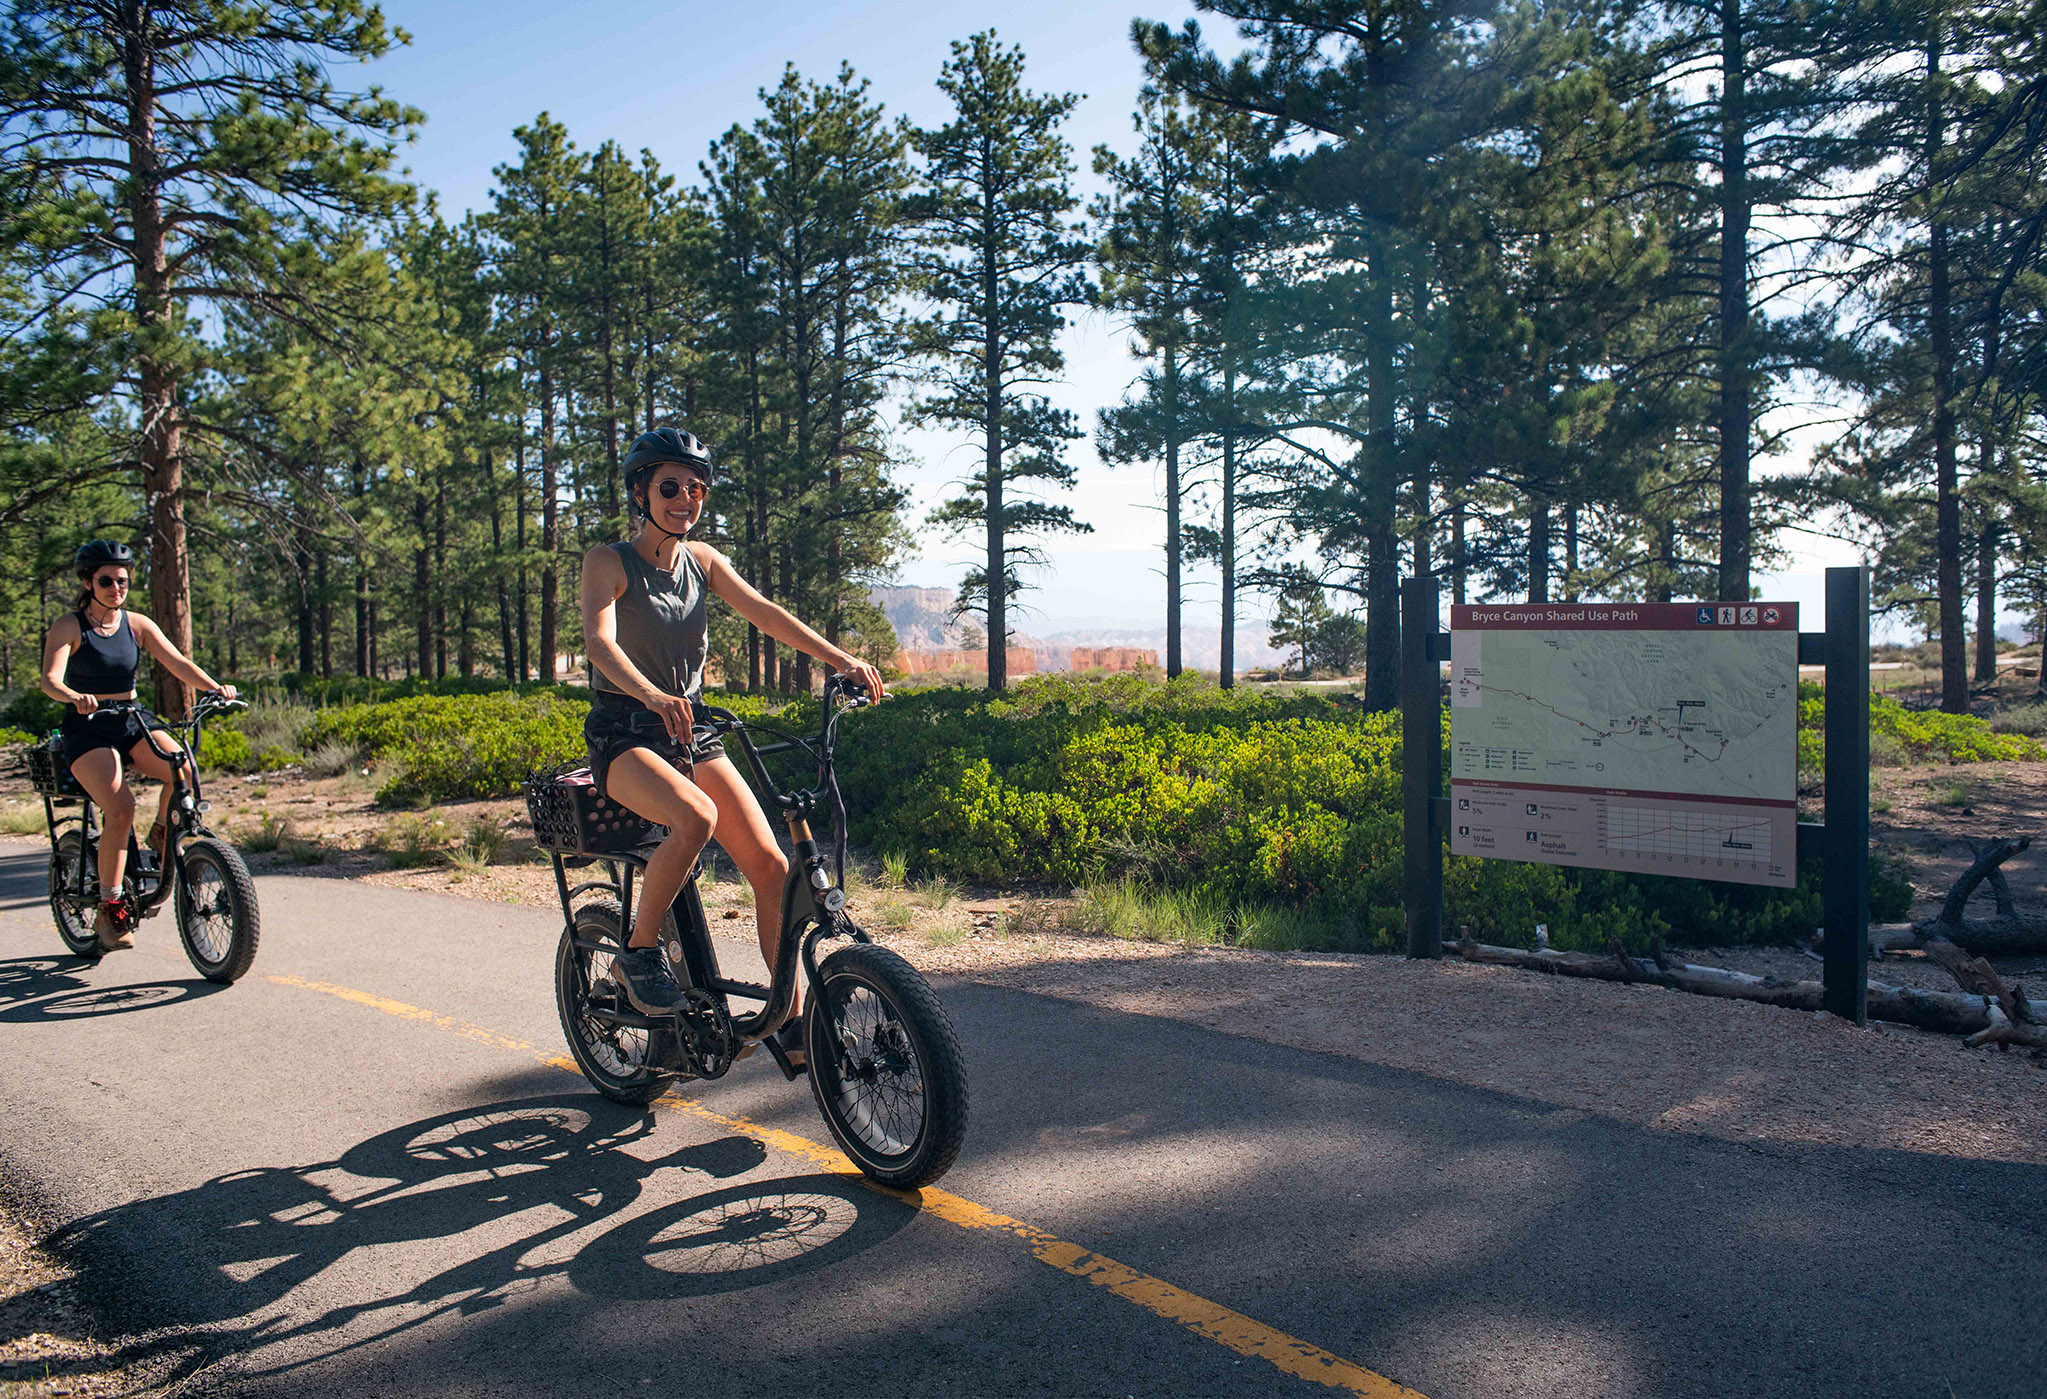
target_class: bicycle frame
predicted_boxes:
[549,676,873,1074]
[45,693,239,913]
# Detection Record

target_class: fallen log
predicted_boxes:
[1829,836,2047,957]
[1449,936,2009,1040]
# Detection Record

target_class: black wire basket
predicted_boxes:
[523,761,664,855]
[26,738,81,799]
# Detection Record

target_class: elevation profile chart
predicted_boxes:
[1447,601,1800,887]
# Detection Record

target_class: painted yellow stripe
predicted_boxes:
[266,972,1425,1398]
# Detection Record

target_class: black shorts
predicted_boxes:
[59,702,164,769]
[584,696,722,799]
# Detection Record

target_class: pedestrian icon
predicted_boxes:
[1718,606,1737,625]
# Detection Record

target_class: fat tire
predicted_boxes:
[556,902,672,1107]
[176,837,260,983]
[49,830,100,961]
[806,942,968,1189]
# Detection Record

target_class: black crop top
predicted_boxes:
[65,610,139,694]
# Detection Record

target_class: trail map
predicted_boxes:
[1447,602,1800,888]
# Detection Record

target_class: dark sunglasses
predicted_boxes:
[93,574,129,590]
[658,476,707,502]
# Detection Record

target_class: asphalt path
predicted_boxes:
[0,838,2041,1398]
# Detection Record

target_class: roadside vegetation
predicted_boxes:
[7,670,2033,952]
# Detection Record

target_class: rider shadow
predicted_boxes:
[55,1092,914,1359]
[0,955,92,1005]
[0,978,229,1023]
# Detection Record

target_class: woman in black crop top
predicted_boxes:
[39,540,237,952]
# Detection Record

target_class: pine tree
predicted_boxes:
[0,0,419,710]
[905,32,1092,691]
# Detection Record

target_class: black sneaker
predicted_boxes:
[613,945,684,1013]
[773,1015,808,1071]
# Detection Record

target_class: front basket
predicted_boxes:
[26,739,81,799]
[523,761,665,856]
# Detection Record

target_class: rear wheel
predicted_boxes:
[176,837,260,983]
[49,830,99,960]
[557,902,674,1107]
[806,942,968,1189]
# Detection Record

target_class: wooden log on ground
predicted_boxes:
[1450,937,2003,1039]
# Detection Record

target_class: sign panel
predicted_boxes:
[1448,602,1800,887]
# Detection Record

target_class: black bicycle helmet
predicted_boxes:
[74,539,134,574]
[622,428,713,499]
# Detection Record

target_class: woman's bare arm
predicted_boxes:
[129,614,234,699]
[39,614,88,709]
[691,543,887,698]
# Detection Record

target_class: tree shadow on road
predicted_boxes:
[51,1085,915,1385]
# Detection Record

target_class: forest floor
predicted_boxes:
[2,752,2044,1185]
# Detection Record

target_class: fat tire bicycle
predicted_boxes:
[527,676,968,1190]
[28,691,261,983]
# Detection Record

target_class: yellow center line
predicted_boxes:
[266,971,1426,1398]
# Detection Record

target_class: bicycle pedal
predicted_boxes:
[761,1035,806,1082]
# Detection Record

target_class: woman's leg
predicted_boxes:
[601,748,719,949]
[688,755,793,1005]
[69,747,133,897]
[124,733,185,849]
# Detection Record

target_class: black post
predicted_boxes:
[1822,566,1871,1022]
[1402,575,1444,958]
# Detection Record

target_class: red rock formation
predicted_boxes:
[1067,646,1159,672]
[891,647,1040,677]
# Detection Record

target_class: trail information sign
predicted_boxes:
[1448,602,1800,887]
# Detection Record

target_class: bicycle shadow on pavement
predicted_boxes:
[52,1086,916,1380]
[0,976,229,1023]
[0,954,93,1005]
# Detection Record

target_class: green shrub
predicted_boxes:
[1990,701,2047,736]
[200,727,253,773]
[833,675,1910,953]
[0,688,61,734]
[0,725,34,746]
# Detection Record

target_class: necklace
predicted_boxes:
[84,602,119,634]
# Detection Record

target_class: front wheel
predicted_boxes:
[176,837,260,983]
[806,943,968,1189]
[49,830,100,960]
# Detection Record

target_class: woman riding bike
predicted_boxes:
[580,428,886,1070]
[38,539,238,951]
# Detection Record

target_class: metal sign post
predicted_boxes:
[1400,567,1873,1022]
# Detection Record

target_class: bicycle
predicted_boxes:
[525,675,968,1190]
[28,691,262,983]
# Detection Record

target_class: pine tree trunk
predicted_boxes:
[1220,361,1238,690]
[318,548,332,678]
[1976,516,1998,684]
[983,197,1007,693]
[295,517,315,674]
[540,354,560,684]
[413,491,431,680]
[489,450,515,680]
[122,13,193,717]
[1529,498,1551,603]
[434,463,448,680]
[1716,0,1753,605]
[1927,16,1967,714]
[1163,342,1182,678]
[516,432,531,681]
[1362,237,1399,712]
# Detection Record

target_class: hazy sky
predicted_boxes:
[357,0,1873,640]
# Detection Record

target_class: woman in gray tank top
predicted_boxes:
[580,428,888,1065]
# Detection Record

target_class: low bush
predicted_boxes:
[377,811,452,868]
[0,725,34,747]
[831,675,1915,953]
[1799,681,2044,766]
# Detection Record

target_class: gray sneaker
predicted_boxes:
[613,945,683,1013]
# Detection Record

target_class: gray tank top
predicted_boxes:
[589,541,708,700]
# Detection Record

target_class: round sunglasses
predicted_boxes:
[93,574,129,590]
[657,476,707,502]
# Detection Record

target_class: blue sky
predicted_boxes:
[356,1,1875,642]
